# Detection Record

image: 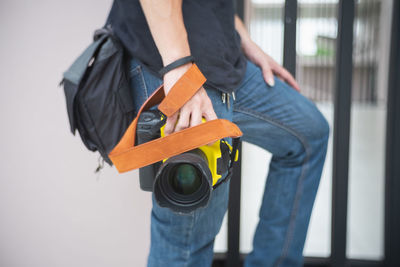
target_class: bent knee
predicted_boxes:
[307,107,330,145]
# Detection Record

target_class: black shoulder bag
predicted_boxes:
[60,26,134,169]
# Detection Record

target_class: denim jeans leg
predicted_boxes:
[128,55,329,267]
[148,86,233,267]
[232,60,330,267]
[128,57,234,267]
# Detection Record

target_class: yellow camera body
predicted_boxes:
[137,110,240,213]
[160,118,238,186]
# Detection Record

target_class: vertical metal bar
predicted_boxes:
[384,1,400,266]
[227,2,244,265]
[227,141,242,267]
[331,0,354,267]
[283,0,297,77]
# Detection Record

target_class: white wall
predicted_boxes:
[0,1,152,266]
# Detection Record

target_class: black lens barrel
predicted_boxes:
[153,149,213,213]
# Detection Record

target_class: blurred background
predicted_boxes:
[0,0,398,266]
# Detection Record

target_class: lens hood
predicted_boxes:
[153,149,213,213]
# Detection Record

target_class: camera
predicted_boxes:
[136,110,236,213]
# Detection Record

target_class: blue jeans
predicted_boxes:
[128,58,330,267]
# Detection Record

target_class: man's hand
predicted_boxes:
[243,41,300,91]
[162,63,217,136]
[234,15,300,91]
[139,0,218,135]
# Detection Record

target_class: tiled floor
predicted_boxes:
[214,103,386,260]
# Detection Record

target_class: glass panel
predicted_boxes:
[236,0,337,258]
[216,0,388,260]
[214,214,228,252]
[239,0,286,254]
[215,0,287,254]
[297,0,338,257]
[249,0,286,64]
[347,0,388,260]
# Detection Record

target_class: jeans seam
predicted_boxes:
[129,64,149,100]
[233,106,311,267]
[138,66,149,99]
[182,213,195,267]
[129,64,140,74]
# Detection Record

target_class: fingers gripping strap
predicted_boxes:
[158,63,206,116]
[110,119,242,173]
[108,63,243,173]
[109,63,203,156]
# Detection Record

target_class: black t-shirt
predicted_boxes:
[106,0,247,93]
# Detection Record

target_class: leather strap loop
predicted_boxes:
[109,63,242,173]
[110,119,242,173]
[158,63,206,116]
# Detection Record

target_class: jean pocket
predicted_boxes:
[129,60,148,117]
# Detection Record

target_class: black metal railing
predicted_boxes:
[213,0,400,266]
[384,0,400,265]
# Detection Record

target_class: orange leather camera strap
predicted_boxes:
[109,63,243,173]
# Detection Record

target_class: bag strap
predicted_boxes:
[109,63,242,173]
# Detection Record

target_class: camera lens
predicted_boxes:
[154,149,213,213]
[168,164,202,195]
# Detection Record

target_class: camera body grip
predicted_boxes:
[136,110,164,191]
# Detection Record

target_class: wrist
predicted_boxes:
[241,38,256,52]
[163,62,193,94]
[242,40,264,63]
[159,55,194,77]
